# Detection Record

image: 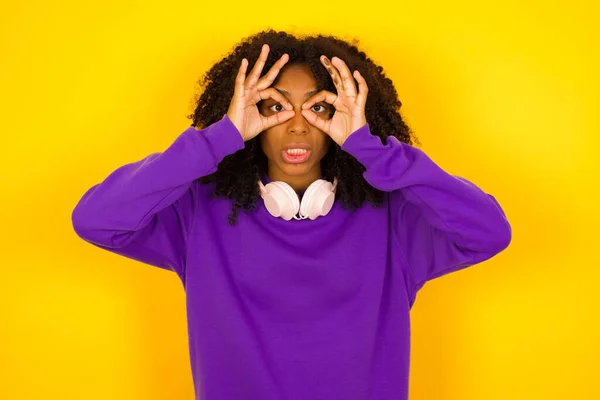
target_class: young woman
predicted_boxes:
[72,29,512,400]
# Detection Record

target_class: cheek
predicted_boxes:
[259,132,278,158]
[314,137,332,159]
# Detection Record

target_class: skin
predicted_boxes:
[258,63,334,194]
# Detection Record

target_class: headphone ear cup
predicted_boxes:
[300,179,336,220]
[261,181,300,220]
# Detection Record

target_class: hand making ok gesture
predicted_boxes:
[300,55,368,146]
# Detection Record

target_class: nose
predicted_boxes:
[288,104,310,135]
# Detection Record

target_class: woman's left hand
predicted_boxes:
[300,55,368,147]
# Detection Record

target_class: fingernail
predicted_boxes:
[322,56,330,66]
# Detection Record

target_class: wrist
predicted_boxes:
[225,113,246,142]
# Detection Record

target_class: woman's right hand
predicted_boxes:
[227,44,296,142]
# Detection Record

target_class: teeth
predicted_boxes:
[285,149,308,155]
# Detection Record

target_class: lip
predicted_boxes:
[282,149,311,164]
[282,143,312,151]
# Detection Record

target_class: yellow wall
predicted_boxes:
[2,1,598,399]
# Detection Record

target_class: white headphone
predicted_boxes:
[258,176,338,221]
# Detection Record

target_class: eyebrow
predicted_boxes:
[273,87,319,98]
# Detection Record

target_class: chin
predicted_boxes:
[279,161,313,174]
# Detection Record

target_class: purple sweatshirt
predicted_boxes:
[72,113,511,400]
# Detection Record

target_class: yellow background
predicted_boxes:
[1,0,598,399]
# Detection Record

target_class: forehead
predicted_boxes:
[273,64,317,87]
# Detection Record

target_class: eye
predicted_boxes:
[267,103,329,113]
[268,104,285,112]
[311,104,328,113]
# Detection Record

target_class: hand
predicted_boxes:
[227,44,296,142]
[300,55,368,146]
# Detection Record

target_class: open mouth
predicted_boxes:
[282,149,311,164]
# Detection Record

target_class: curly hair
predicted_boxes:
[187,29,421,226]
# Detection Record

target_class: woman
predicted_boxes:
[72,29,512,400]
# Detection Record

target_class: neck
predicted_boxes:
[266,163,323,193]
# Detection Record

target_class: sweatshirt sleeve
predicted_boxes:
[71,114,245,280]
[340,123,512,303]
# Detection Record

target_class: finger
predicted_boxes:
[300,109,329,132]
[301,90,337,110]
[331,57,358,99]
[320,55,346,95]
[353,69,368,108]
[234,58,248,97]
[246,44,270,87]
[256,53,289,91]
[261,110,295,130]
[258,87,294,111]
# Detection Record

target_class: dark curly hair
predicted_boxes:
[187,29,421,226]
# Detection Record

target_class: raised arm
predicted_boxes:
[72,44,301,280]
[71,114,245,279]
[341,124,512,303]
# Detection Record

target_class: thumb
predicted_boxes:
[300,109,328,133]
